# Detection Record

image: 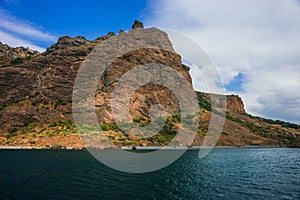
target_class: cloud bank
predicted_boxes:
[145,0,300,123]
[0,8,57,52]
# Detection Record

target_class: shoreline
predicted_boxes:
[0,145,297,150]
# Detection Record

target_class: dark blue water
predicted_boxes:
[0,148,299,200]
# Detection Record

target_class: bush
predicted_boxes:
[25,53,34,60]
[221,132,229,135]
[54,100,68,108]
[23,122,29,127]
[0,104,7,111]
[29,140,36,144]
[10,57,23,65]
[9,127,18,134]
[100,123,119,131]
[133,116,146,123]
[32,100,41,106]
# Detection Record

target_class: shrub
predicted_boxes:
[32,100,41,106]
[55,100,67,108]
[133,116,145,123]
[221,132,229,135]
[10,57,23,65]
[9,127,18,134]
[100,123,119,131]
[25,53,34,60]
[0,104,7,111]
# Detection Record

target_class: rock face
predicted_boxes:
[0,42,39,67]
[0,21,194,131]
[0,35,100,131]
[0,20,247,131]
[132,20,144,29]
[92,28,193,123]
[226,94,245,113]
[198,92,245,113]
[1,20,298,148]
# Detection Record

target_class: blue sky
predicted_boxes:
[0,0,149,48]
[0,0,299,123]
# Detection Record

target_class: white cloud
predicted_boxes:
[145,0,300,123]
[0,8,57,51]
[0,30,45,52]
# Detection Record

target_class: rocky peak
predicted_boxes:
[226,94,245,113]
[132,20,144,29]
[46,36,88,52]
[95,32,116,41]
[56,36,88,46]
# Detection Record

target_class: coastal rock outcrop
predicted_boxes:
[0,20,298,148]
[226,94,245,113]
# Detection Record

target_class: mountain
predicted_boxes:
[0,21,299,149]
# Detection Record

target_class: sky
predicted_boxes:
[0,0,299,124]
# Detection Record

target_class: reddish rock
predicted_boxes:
[226,94,245,113]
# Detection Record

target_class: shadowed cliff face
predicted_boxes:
[0,25,196,129]
[93,38,193,123]
[0,21,299,148]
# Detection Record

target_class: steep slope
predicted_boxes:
[0,21,299,148]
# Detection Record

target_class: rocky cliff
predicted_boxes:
[0,42,39,67]
[0,21,299,148]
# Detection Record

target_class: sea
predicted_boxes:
[0,148,299,199]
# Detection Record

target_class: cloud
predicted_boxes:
[0,8,57,51]
[144,0,300,123]
[0,30,45,52]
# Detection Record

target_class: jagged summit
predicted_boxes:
[132,20,144,29]
[50,20,144,49]
[44,20,145,54]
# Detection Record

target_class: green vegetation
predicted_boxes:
[25,53,35,60]
[196,92,211,111]
[248,114,300,129]
[133,116,146,123]
[9,127,18,134]
[10,57,23,65]
[23,122,29,127]
[5,128,18,138]
[226,114,299,144]
[144,115,179,144]
[10,53,36,66]
[0,104,7,111]
[221,131,229,135]
[100,123,119,131]
[32,100,42,106]
[226,114,273,136]
[29,140,36,144]
[54,100,68,108]
[31,99,70,108]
